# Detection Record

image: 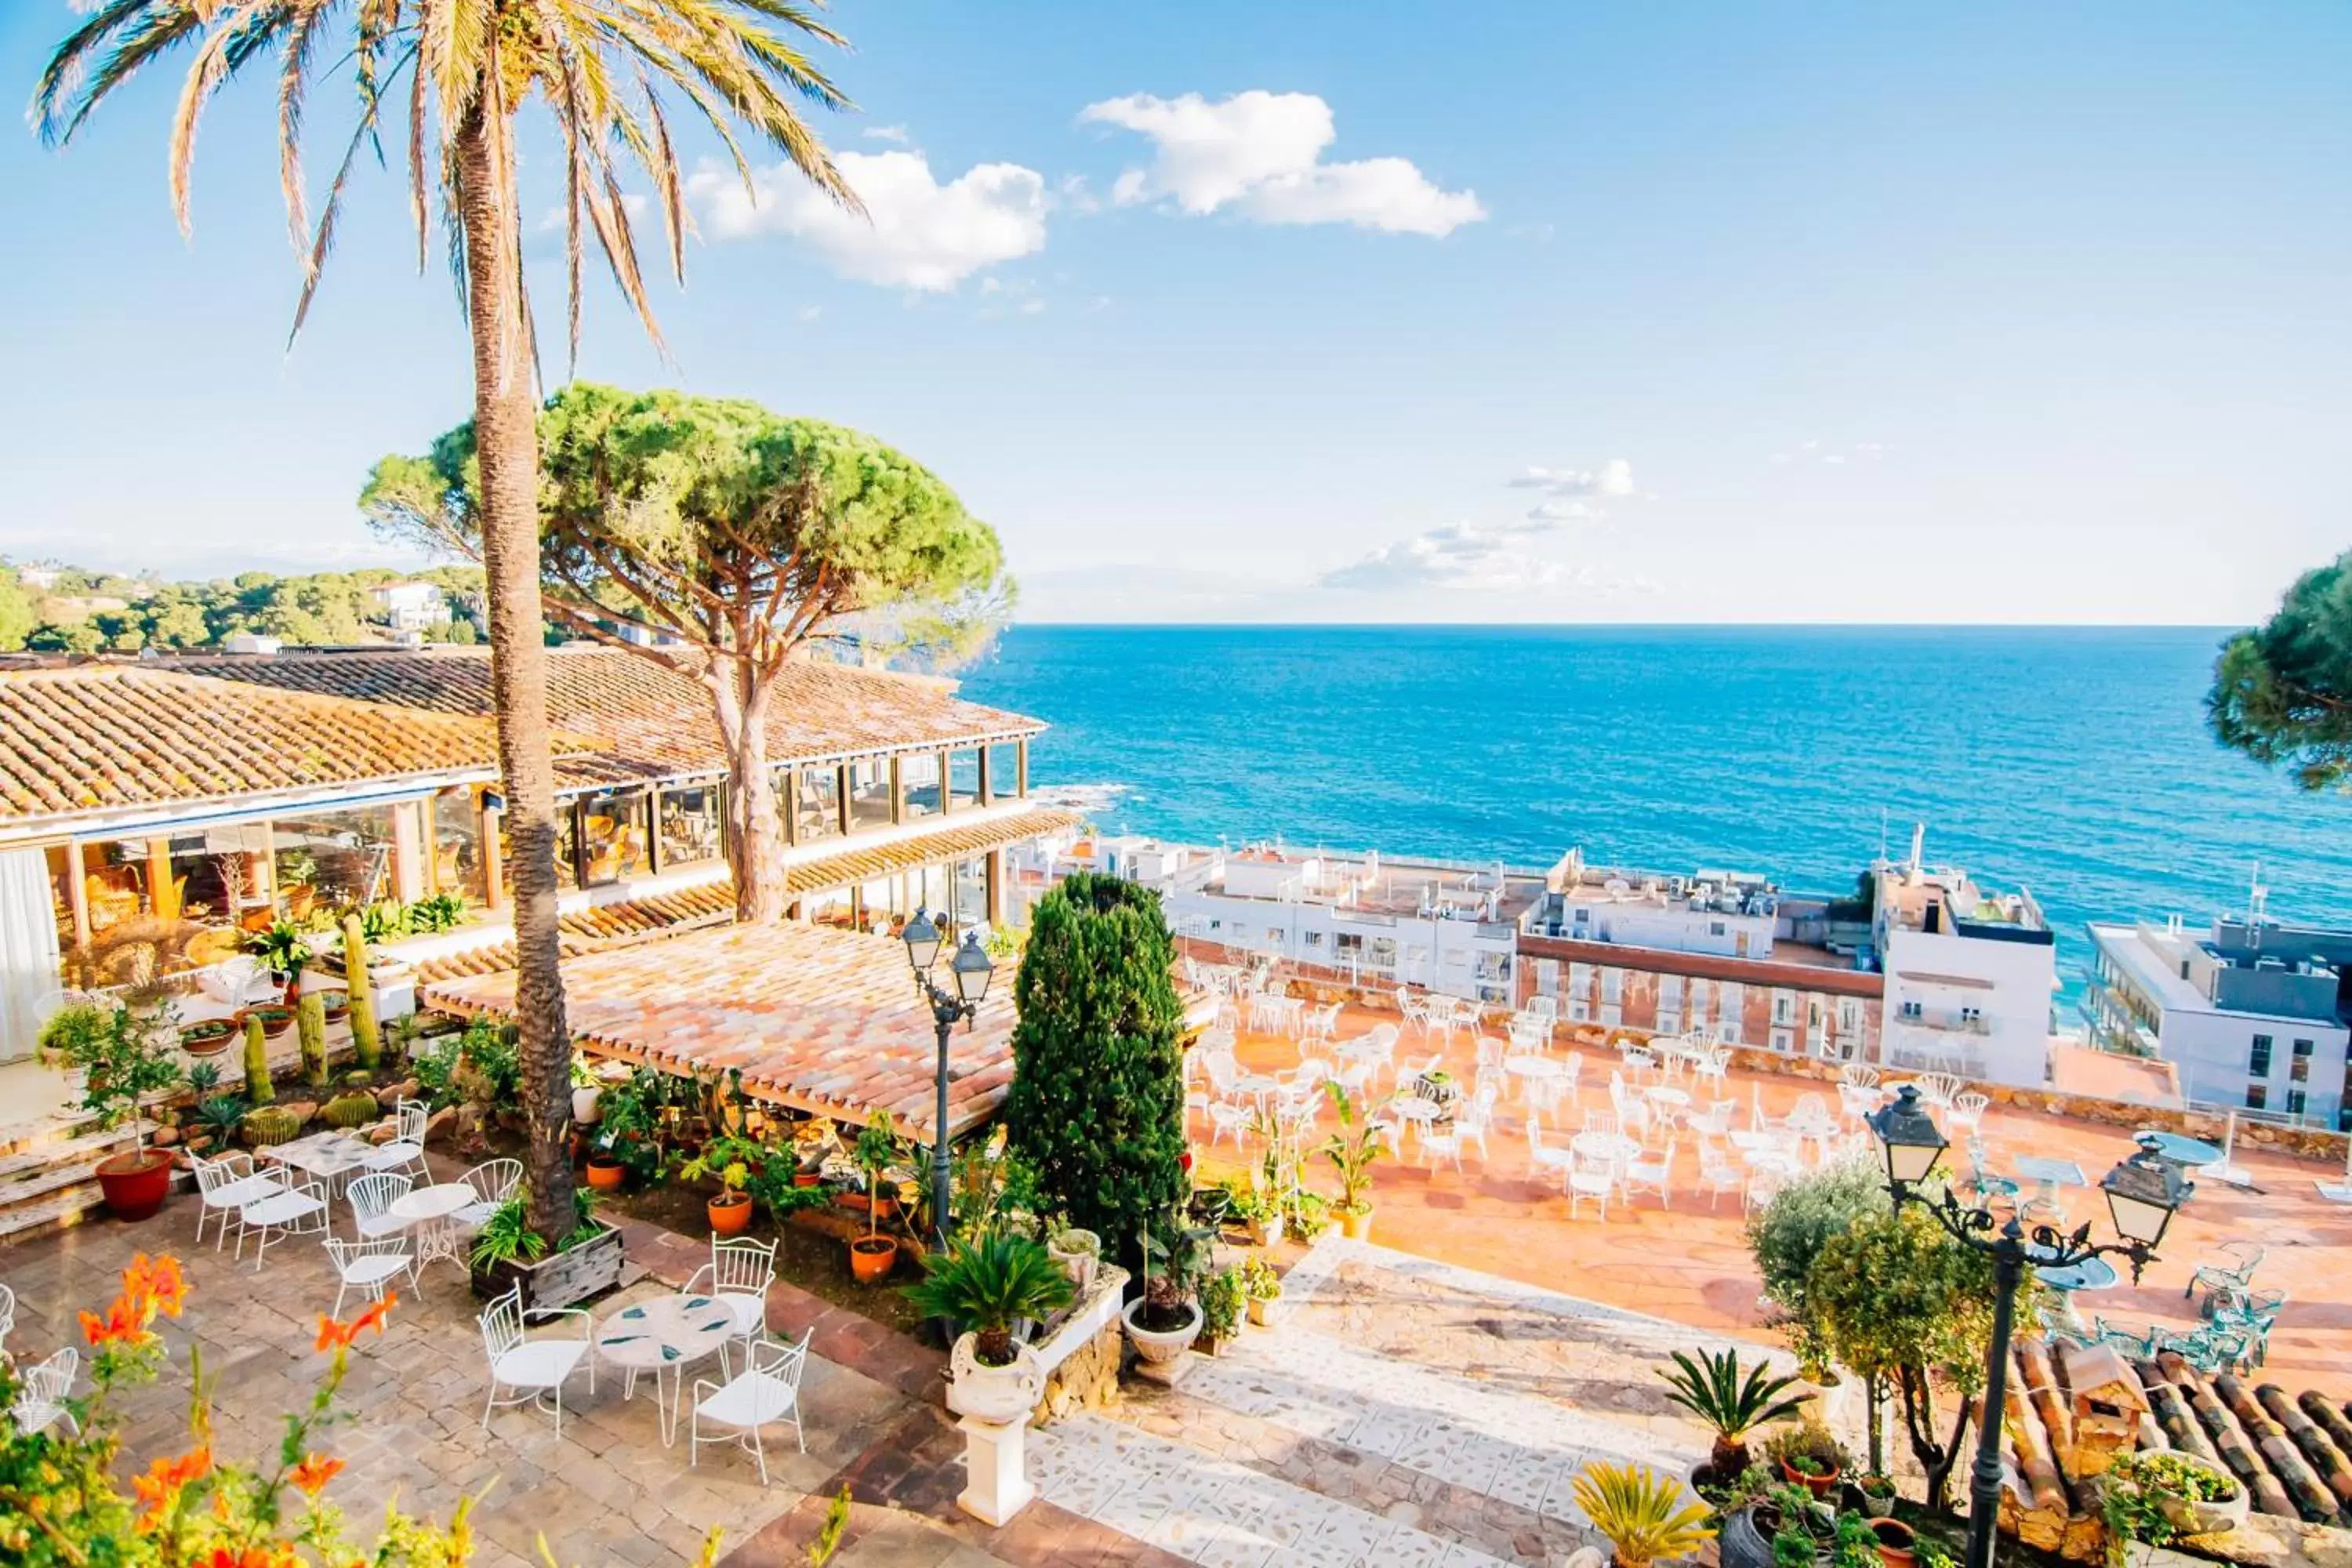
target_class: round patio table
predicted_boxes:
[594,1293,739,1446]
[2034,1255,2119,1292]
[1570,1131,1640,1163]
[2135,1130,2223,1168]
[388,1181,474,1274]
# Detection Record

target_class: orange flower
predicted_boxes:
[131,1445,212,1524]
[314,1292,397,1352]
[81,1296,148,1347]
[200,1548,296,1568]
[288,1453,345,1497]
[125,1252,188,1318]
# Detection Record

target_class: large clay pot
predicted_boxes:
[584,1156,626,1192]
[708,1192,753,1237]
[180,1021,236,1057]
[1338,1206,1374,1242]
[1122,1298,1202,1366]
[1871,1519,1915,1568]
[96,1149,174,1221]
[849,1236,898,1284]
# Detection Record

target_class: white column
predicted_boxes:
[956,1413,1034,1526]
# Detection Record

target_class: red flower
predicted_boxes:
[200,1549,296,1568]
[288,1453,345,1497]
[81,1297,147,1347]
[125,1252,188,1319]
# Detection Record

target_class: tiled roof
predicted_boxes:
[421,921,1019,1138]
[369,880,741,986]
[783,807,1084,895]
[0,666,508,830]
[176,646,1045,788]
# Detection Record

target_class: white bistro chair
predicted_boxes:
[191,1151,286,1251]
[477,1285,595,1435]
[453,1158,524,1232]
[690,1328,814,1485]
[12,1347,79,1436]
[323,1236,414,1318]
[686,1236,779,1378]
[347,1172,416,1242]
[0,1283,14,1350]
[361,1100,430,1178]
[238,1173,328,1271]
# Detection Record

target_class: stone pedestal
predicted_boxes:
[957,1413,1034,1526]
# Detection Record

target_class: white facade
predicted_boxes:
[1873,845,2057,1087]
[366,581,449,632]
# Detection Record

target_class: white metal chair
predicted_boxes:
[361,1099,430,1177]
[191,1150,286,1251]
[1395,986,1434,1038]
[1917,1073,1964,1109]
[1623,1138,1676,1208]
[1566,1148,1618,1219]
[1526,1120,1576,1189]
[1301,1002,1345,1049]
[12,1347,78,1436]
[237,1173,328,1270]
[1839,1062,1881,1089]
[1697,1143,1748,1210]
[0,1283,14,1350]
[323,1235,414,1318]
[689,1328,813,1484]
[686,1236,778,1378]
[347,1172,415,1242]
[477,1285,595,1435]
[453,1158,523,1231]
[1947,1091,1990,1136]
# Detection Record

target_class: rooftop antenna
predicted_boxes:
[1907,822,1926,881]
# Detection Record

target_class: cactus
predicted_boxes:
[242,1014,274,1106]
[296,992,329,1088]
[343,913,382,1072]
[321,1092,379,1131]
[241,1105,301,1147]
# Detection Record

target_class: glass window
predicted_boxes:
[948,750,982,811]
[430,789,488,902]
[656,783,727,869]
[2246,1083,2267,1109]
[2287,1088,2307,1116]
[500,802,579,894]
[953,855,988,930]
[789,766,842,843]
[76,826,269,973]
[274,804,399,916]
[2290,1054,2310,1083]
[579,790,652,887]
[2249,1034,2274,1076]
[985,742,1022,802]
[847,759,893,833]
[900,753,942,820]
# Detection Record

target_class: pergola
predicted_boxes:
[419,921,1019,1138]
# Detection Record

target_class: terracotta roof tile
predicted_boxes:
[0,666,510,829]
[782,807,1083,895]
[176,646,1045,788]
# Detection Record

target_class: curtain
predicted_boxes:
[0,848,64,1063]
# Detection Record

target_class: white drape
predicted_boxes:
[0,848,64,1063]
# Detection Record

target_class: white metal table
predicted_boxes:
[266,1131,376,1198]
[593,1293,740,1446]
[389,1181,476,1274]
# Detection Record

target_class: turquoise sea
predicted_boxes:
[956,626,2352,1002]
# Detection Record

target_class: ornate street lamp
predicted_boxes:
[1867,1086,2187,1568]
[902,910,996,1251]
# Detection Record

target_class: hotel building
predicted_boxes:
[1870,836,2059,1087]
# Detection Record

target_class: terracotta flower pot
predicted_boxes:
[180,1022,235,1056]
[96,1149,174,1221]
[314,989,351,1024]
[849,1235,897,1284]
[585,1156,626,1192]
[1871,1518,1915,1568]
[793,1170,822,1188]
[1782,1457,1841,1500]
[240,1005,296,1040]
[708,1192,753,1236]
[1338,1206,1374,1242]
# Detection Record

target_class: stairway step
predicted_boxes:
[0,1165,192,1247]
[0,1122,142,1185]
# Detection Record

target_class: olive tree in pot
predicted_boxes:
[39,1000,184,1219]
[903,1232,1075,1422]
[1659,1347,1806,1489]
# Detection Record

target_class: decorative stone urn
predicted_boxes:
[946,1334,1047,1526]
[1047,1228,1100,1293]
[946,1334,1046,1425]
[1122,1298,1202,1367]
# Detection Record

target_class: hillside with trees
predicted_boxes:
[0,561,484,654]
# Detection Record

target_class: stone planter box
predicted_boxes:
[470,1217,624,1316]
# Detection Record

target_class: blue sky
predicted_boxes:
[4,2,2350,623]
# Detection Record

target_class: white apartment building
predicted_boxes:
[2086,913,2351,1129]
[365,580,450,633]
[1871,830,2057,1088]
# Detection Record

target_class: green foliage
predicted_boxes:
[409,892,470,934]
[851,1113,907,1240]
[2208,551,2352,789]
[0,561,488,655]
[454,1018,521,1105]
[1571,1461,1718,1568]
[182,1058,222,1097]
[1241,1255,1283,1302]
[321,1092,379,1131]
[239,1014,273,1106]
[2100,1451,2237,1566]
[0,562,36,651]
[1772,1520,1819,1568]
[1746,1156,1889,1374]
[469,1196,547,1270]
[357,901,412,943]
[241,1105,301,1147]
[1319,1081,1383,1213]
[1831,1512,1878,1568]
[243,920,313,978]
[296,991,329,1088]
[410,1034,465,1110]
[193,1095,248,1140]
[900,1232,1074,1367]
[808,1485,853,1567]
[1197,1265,1245,1343]
[1660,1348,1806,1469]
[1004,873,1189,1263]
[41,1002,181,1152]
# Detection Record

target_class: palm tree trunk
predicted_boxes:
[456,99,575,1247]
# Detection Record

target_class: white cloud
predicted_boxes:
[1078,90,1485,237]
[1770,440,1887,466]
[1510,459,1635,499]
[796,305,822,322]
[1525,498,1599,524]
[862,124,912,145]
[1319,521,1559,592]
[688,150,1047,291]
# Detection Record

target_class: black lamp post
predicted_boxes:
[901,909,996,1252]
[1865,1086,2187,1568]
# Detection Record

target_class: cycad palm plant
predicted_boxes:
[35,0,858,1247]
[1570,1461,1717,1568]
[1658,1346,1807,1476]
[902,1232,1075,1368]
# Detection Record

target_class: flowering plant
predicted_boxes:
[0,1252,459,1566]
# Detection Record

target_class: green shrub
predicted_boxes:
[1197,1265,1245,1344]
[1002,873,1188,1265]
[1746,1156,1887,1373]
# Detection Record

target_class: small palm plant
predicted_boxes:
[1658,1347,1807,1476]
[1571,1461,1717,1568]
[902,1232,1075,1367]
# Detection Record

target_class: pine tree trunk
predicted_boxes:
[708,658,786,923]
[456,98,575,1248]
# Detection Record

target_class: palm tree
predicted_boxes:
[36,1,858,1246]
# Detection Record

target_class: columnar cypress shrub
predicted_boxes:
[1002,872,1189,1261]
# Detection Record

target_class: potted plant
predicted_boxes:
[1195,1265,1244,1356]
[244,920,313,997]
[1320,1080,1383,1242]
[311,987,351,1025]
[569,1055,603,1124]
[2100,1450,2247,1559]
[1047,1225,1102,1292]
[679,1134,760,1237]
[848,1114,904,1285]
[467,1185,625,1314]
[179,1018,237,1056]
[1123,1207,1211,1365]
[1226,1181,1283,1247]
[1242,1255,1284,1327]
[1766,1417,1846,1501]
[1856,1474,1897,1516]
[39,1000,183,1220]
[1570,1460,1717,1568]
[1864,1515,1915,1568]
[1659,1347,1806,1487]
[1831,1512,1884,1568]
[238,1002,296,1040]
[902,1232,1074,1423]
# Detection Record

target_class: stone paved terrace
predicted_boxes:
[1205,1002,2352,1396]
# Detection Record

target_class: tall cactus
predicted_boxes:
[343,913,382,1072]
[242,1013,274,1106]
[296,992,329,1088]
